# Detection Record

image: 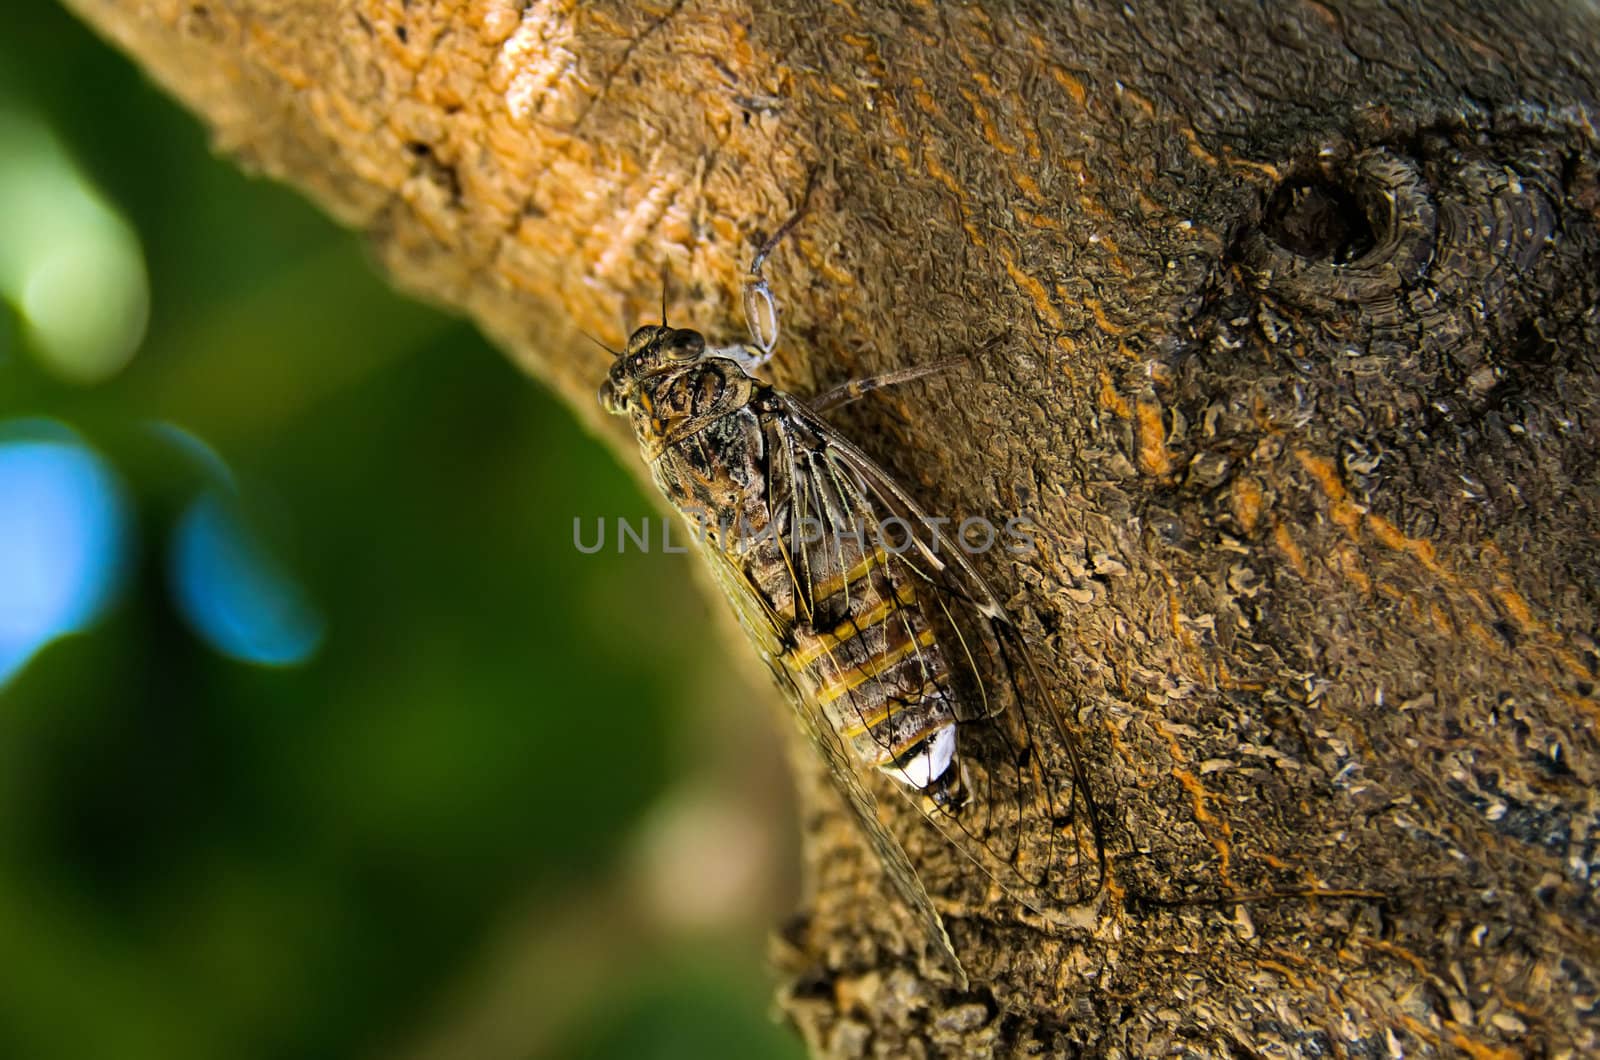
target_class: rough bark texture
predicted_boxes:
[61,1,1600,1056]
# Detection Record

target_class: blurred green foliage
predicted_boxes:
[0,5,804,1059]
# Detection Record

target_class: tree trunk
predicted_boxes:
[61,1,1600,1055]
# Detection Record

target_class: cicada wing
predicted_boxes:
[779,665,970,991]
[695,538,969,989]
[773,396,1107,912]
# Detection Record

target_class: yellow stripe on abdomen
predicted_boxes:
[805,546,890,607]
[836,679,947,742]
[784,581,917,670]
[814,628,937,706]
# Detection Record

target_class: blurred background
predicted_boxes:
[0,6,804,1058]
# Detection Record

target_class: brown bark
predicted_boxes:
[61,1,1600,1055]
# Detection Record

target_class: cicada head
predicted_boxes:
[598,325,709,416]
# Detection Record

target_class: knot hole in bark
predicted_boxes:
[1241,150,1436,309]
[1260,177,1376,265]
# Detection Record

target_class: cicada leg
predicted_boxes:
[809,358,969,414]
[742,223,797,360]
[741,168,819,358]
[716,342,774,373]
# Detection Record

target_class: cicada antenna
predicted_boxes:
[659,261,671,328]
[579,328,621,358]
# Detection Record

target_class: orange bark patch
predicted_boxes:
[1294,449,1364,537]
[1045,64,1087,107]
[1173,767,1235,890]
[1332,543,1371,594]
[1273,522,1310,579]
[999,248,1064,331]
[1011,171,1045,204]
[1085,298,1125,336]
[1446,1035,1522,1060]
[1178,125,1219,166]
[1230,475,1265,534]
[1135,399,1174,477]
[1253,959,1307,988]
[957,87,1017,156]
[1493,585,1536,632]
[1366,513,1443,574]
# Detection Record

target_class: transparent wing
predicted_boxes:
[766,395,1106,913]
[694,535,969,989]
[779,664,970,991]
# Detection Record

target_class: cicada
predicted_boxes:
[598,227,1104,988]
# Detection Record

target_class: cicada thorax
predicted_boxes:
[627,356,758,465]
[646,400,768,548]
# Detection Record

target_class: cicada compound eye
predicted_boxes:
[624,325,664,356]
[663,328,706,361]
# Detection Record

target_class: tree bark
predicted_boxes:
[61,1,1600,1055]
